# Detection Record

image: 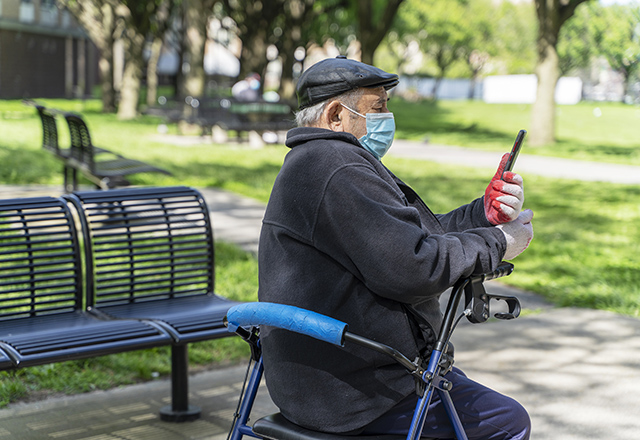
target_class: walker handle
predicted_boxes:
[225,302,348,347]
[480,261,514,282]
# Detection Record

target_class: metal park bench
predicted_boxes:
[33,104,79,192]
[27,102,172,192]
[0,186,241,422]
[63,112,173,190]
[148,97,295,144]
[195,98,295,133]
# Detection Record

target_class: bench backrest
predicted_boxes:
[0,197,83,321]
[64,112,96,171]
[66,187,216,308]
[35,105,61,155]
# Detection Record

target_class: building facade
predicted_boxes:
[0,0,96,99]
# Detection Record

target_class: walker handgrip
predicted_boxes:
[225,302,348,347]
[481,262,514,282]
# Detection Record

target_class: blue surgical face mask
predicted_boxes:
[341,104,395,160]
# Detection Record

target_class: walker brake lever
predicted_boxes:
[464,278,521,323]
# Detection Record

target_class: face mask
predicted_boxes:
[341,104,396,160]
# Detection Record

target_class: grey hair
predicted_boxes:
[295,88,365,127]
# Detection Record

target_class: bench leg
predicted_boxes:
[159,344,201,422]
[63,165,78,193]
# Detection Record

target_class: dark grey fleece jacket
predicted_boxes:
[258,127,507,433]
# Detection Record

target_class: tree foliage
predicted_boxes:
[557,2,593,75]
[61,0,640,132]
[215,0,406,101]
[387,0,500,98]
[590,3,640,99]
[355,0,404,65]
[491,1,537,74]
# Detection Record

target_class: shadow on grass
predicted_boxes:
[0,145,60,184]
[123,156,284,203]
[391,100,514,144]
[552,139,640,161]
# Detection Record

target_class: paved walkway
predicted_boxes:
[1,143,640,439]
[391,139,640,185]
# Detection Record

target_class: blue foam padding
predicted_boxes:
[226,302,348,346]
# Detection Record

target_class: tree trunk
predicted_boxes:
[621,69,631,103]
[356,0,404,65]
[117,33,145,120]
[530,39,560,146]
[240,31,269,81]
[99,46,117,112]
[279,48,297,101]
[99,3,117,112]
[146,37,163,107]
[60,0,118,112]
[277,0,317,102]
[431,76,444,100]
[181,0,208,99]
[278,23,300,102]
[530,0,588,146]
[468,74,477,100]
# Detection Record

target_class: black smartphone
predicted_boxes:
[501,129,526,179]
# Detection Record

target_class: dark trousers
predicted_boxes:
[360,368,531,440]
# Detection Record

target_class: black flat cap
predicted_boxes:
[296,56,399,110]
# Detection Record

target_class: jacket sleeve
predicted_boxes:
[436,196,493,232]
[312,164,506,304]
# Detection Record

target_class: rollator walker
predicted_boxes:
[225,262,521,440]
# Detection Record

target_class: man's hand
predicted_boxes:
[496,209,534,260]
[484,153,524,225]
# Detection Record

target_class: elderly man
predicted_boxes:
[258,56,533,439]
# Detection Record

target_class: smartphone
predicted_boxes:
[501,129,526,179]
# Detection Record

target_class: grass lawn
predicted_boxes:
[384,157,640,317]
[390,99,640,165]
[0,99,285,201]
[1,97,638,315]
[0,97,639,406]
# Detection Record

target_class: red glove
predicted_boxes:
[484,153,524,225]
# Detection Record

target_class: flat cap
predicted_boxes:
[296,56,399,110]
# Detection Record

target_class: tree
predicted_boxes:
[180,0,218,101]
[490,1,537,75]
[460,0,495,99]
[591,3,640,101]
[529,0,591,147]
[219,0,351,101]
[355,0,404,65]
[556,1,594,75]
[59,0,118,112]
[275,0,353,100]
[146,0,177,107]
[220,0,283,86]
[393,0,476,99]
[61,0,176,118]
[116,1,174,120]
[273,0,330,101]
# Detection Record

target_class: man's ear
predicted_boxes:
[323,100,345,132]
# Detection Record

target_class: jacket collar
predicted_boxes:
[285,127,361,150]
